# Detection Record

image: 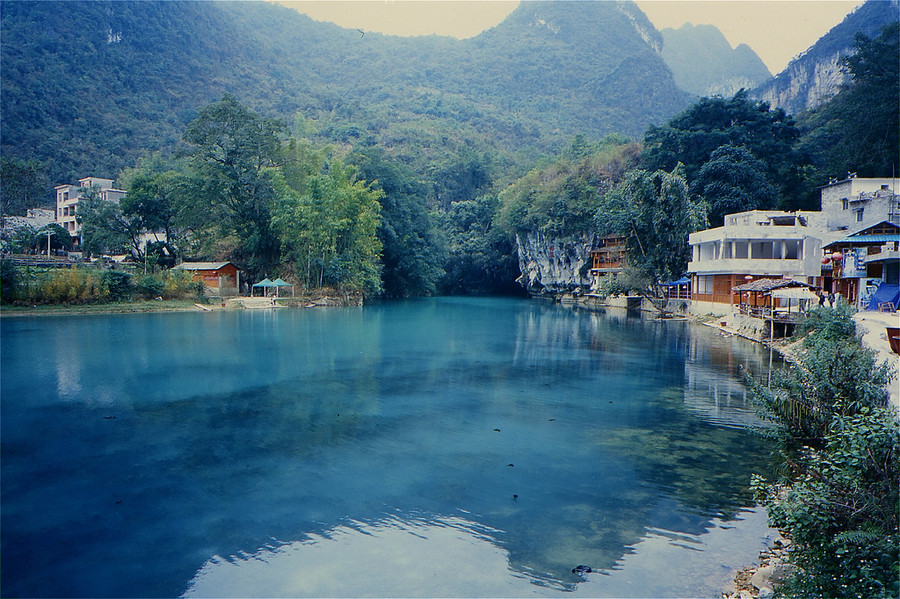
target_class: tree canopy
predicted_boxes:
[596,166,706,285]
[691,144,778,227]
[182,94,285,278]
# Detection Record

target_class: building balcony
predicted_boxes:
[688,258,806,276]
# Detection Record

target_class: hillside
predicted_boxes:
[660,23,771,97]
[751,0,899,113]
[0,0,691,197]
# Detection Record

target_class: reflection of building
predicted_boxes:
[588,235,626,290]
[682,331,771,429]
[688,211,830,310]
[174,261,241,296]
[54,177,126,244]
[823,221,900,308]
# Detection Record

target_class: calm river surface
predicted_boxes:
[1,297,779,598]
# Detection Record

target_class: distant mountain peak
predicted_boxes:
[659,22,771,97]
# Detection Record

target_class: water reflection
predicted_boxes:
[184,508,775,598]
[682,325,776,429]
[2,299,777,598]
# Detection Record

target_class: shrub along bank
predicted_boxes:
[750,304,898,599]
[0,260,205,306]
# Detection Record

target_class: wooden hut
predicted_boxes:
[174,262,241,296]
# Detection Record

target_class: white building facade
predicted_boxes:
[688,210,834,313]
[54,176,126,243]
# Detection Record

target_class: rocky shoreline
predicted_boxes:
[726,535,797,599]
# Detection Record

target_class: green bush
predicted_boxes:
[160,269,195,298]
[752,304,898,598]
[39,267,105,303]
[794,303,857,347]
[101,270,133,302]
[1,259,17,303]
[754,408,899,599]
[136,275,165,299]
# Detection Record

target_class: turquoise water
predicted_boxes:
[1,297,777,598]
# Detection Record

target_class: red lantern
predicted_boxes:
[831,252,843,261]
[821,256,831,264]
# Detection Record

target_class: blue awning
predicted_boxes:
[660,277,690,287]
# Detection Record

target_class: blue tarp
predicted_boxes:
[661,277,690,287]
[866,283,900,311]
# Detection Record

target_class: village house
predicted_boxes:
[587,235,627,291]
[174,261,241,296]
[819,175,900,231]
[687,210,831,314]
[54,177,126,245]
[823,221,900,309]
[1,207,56,234]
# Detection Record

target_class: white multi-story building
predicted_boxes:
[819,176,900,231]
[54,176,126,243]
[688,210,835,311]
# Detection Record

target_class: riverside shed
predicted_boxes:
[174,262,241,296]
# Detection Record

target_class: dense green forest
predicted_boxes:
[0,0,688,192]
[1,0,897,298]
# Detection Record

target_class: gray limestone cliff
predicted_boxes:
[515,231,596,294]
[753,52,847,114]
[750,0,898,113]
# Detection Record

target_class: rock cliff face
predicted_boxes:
[515,231,596,294]
[753,52,846,114]
[750,0,898,113]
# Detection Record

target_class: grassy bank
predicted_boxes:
[0,299,202,317]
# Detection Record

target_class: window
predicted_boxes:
[842,199,849,210]
[856,208,864,222]
[784,240,801,260]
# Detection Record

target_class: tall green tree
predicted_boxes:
[349,147,444,297]
[692,144,778,227]
[76,188,138,257]
[430,148,494,209]
[642,91,806,209]
[273,160,383,295]
[597,166,706,286]
[182,94,285,278]
[435,193,521,295]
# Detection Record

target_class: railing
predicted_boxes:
[2,253,76,268]
[737,303,806,323]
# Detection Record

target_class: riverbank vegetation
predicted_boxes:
[750,305,899,598]
[0,260,205,306]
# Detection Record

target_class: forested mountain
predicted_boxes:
[0,0,691,199]
[751,0,899,113]
[660,23,771,97]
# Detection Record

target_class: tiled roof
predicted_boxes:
[173,262,234,271]
[732,278,813,293]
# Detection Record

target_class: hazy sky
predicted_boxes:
[276,0,866,74]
